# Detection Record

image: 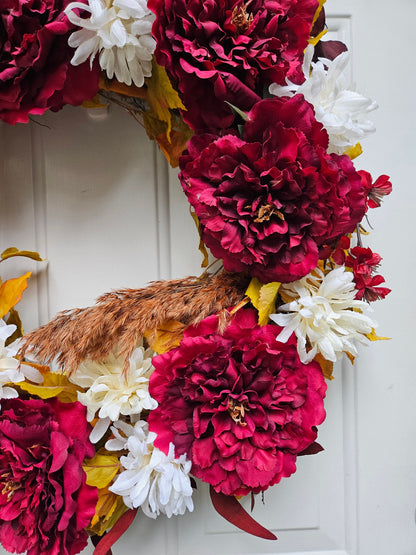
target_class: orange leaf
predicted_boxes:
[99,76,147,100]
[0,272,31,318]
[144,320,186,354]
[314,353,334,380]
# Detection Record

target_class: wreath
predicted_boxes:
[0,0,391,554]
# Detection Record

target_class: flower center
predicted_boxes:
[1,474,20,501]
[228,398,249,426]
[231,3,253,34]
[254,203,285,223]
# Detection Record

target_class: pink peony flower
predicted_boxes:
[149,0,318,130]
[148,309,327,497]
[0,0,100,124]
[0,398,98,555]
[179,96,367,283]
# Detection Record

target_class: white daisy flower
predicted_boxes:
[270,266,375,363]
[65,0,156,87]
[269,45,377,154]
[70,342,157,442]
[107,420,194,519]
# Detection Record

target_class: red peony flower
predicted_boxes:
[359,170,392,209]
[149,0,318,130]
[0,398,98,555]
[0,0,100,124]
[346,246,391,302]
[179,96,367,283]
[148,309,327,497]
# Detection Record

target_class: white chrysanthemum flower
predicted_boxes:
[70,343,157,441]
[270,267,375,363]
[0,320,23,403]
[65,0,156,87]
[269,45,377,154]
[107,420,194,519]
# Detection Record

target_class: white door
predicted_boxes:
[1,1,415,554]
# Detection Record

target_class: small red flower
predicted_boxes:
[0,0,100,124]
[346,246,391,301]
[359,170,392,209]
[0,398,97,555]
[148,309,327,497]
[319,235,351,265]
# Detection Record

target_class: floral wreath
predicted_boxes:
[0,0,392,553]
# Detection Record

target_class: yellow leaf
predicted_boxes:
[245,278,281,326]
[246,277,262,308]
[5,308,24,345]
[144,320,186,354]
[0,272,31,318]
[344,143,363,160]
[145,61,185,140]
[189,209,210,268]
[83,451,121,489]
[309,28,327,47]
[18,369,82,402]
[365,328,391,342]
[312,0,326,25]
[314,353,334,380]
[1,247,43,262]
[88,488,128,536]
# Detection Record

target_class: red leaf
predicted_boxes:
[210,486,277,540]
[298,442,324,456]
[93,509,138,555]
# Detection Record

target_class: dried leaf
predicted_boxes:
[99,76,147,100]
[345,351,356,365]
[1,247,43,262]
[143,111,193,167]
[365,329,391,342]
[144,320,186,354]
[83,451,121,489]
[18,368,82,402]
[0,272,31,318]
[145,60,185,139]
[314,353,334,380]
[189,209,210,268]
[81,94,108,109]
[246,278,280,326]
[5,308,24,345]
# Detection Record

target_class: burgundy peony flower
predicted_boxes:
[0,0,100,124]
[179,96,367,283]
[148,309,327,497]
[149,0,318,130]
[0,398,98,555]
[346,246,391,302]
